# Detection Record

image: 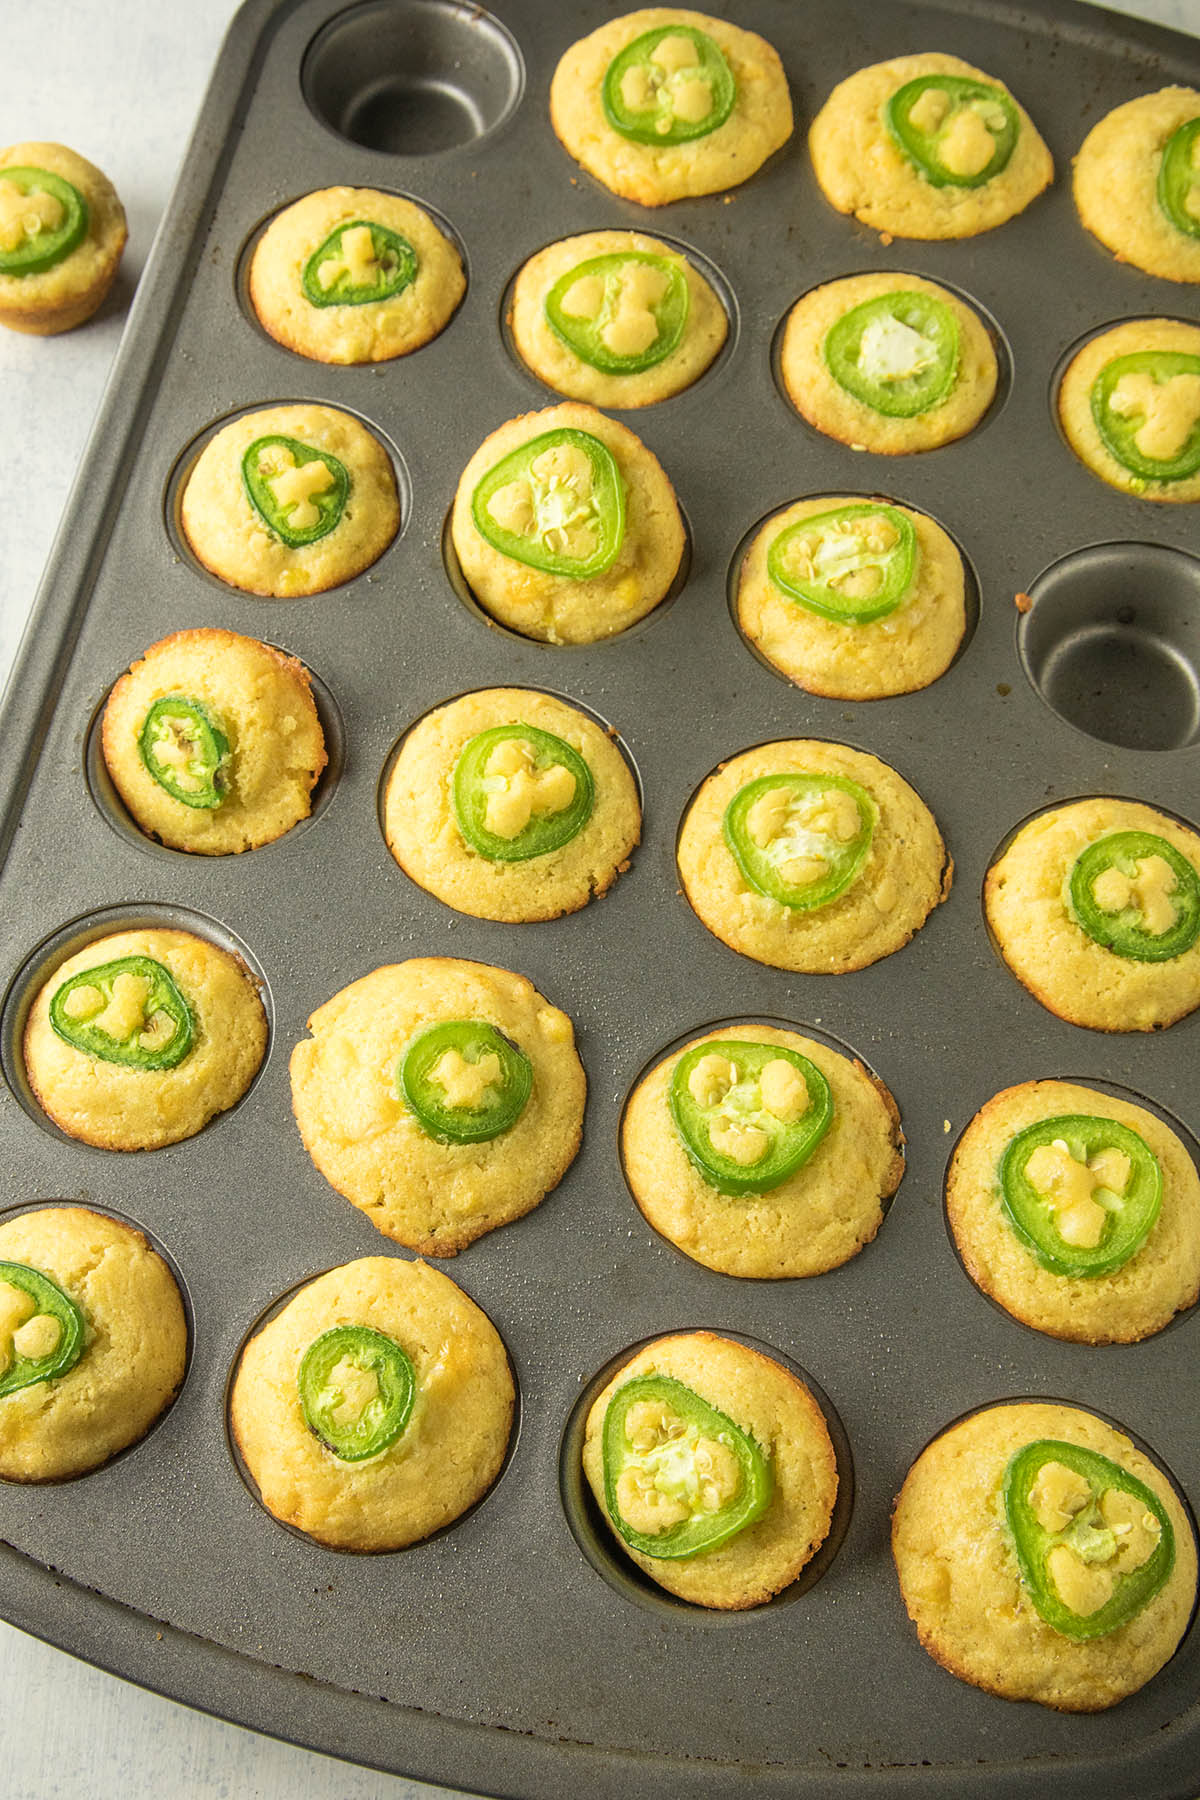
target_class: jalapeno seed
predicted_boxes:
[300,219,418,308]
[452,722,594,862]
[137,694,230,810]
[471,427,625,578]
[241,433,350,548]
[999,1114,1162,1278]
[49,954,195,1071]
[545,252,689,375]
[824,291,960,418]
[1090,351,1200,484]
[298,1324,416,1463]
[885,75,1018,188]
[0,166,88,276]
[602,27,736,147]
[0,1262,87,1399]
[1157,116,1200,239]
[669,1039,834,1196]
[723,773,876,911]
[398,1019,533,1145]
[1068,830,1200,962]
[767,502,918,624]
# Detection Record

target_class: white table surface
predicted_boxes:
[1,0,1196,1795]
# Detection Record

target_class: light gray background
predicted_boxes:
[0,0,1195,1795]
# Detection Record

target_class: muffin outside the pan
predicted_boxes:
[550,9,793,207]
[780,272,998,456]
[289,957,586,1255]
[676,738,950,974]
[809,52,1053,240]
[509,228,727,408]
[984,797,1200,1031]
[249,186,465,364]
[450,401,684,644]
[892,1400,1197,1710]
[1057,317,1200,503]
[0,1206,186,1482]
[102,628,327,854]
[0,141,126,335]
[383,687,641,923]
[1073,87,1200,285]
[623,1023,903,1278]
[947,1079,1200,1343]
[179,402,399,598]
[736,494,967,699]
[582,1331,839,1608]
[23,926,267,1151]
[231,1256,513,1551]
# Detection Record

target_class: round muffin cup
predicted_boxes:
[946,1079,1200,1343]
[809,52,1053,240]
[549,9,793,207]
[230,1257,514,1552]
[0,141,127,335]
[1073,87,1200,286]
[1056,317,1200,503]
[623,1022,903,1278]
[0,1206,186,1481]
[892,1400,1198,1711]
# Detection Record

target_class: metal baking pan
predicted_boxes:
[2,0,1199,1794]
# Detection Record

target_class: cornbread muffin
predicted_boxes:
[1074,88,1200,285]
[676,738,951,974]
[0,142,126,335]
[0,1207,186,1482]
[550,10,793,207]
[780,273,998,455]
[809,52,1053,240]
[510,229,727,407]
[383,687,640,923]
[582,1331,838,1608]
[1057,318,1200,502]
[290,957,586,1254]
[985,798,1200,1031]
[451,402,684,644]
[947,1080,1200,1343]
[101,628,327,854]
[249,186,465,364]
[23,926,267,1151]
[622,1023,903,1277]
[892,1401,1197,1710]
[736,494,966,699]
[231,1257,513,1551]
[179,402,399,598]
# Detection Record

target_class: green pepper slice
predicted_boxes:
[998,1114,1162,1278]
[767,503,918,625]
[300,219,417,308]
[1090,352,1200,484]
[0,167,88,276]
[137,695,230,810]
[452,723,594,863]
[824,291,960,419]
[1157,116,1200,240]
[668,1040,834,1197]
[1068,831,1200,962]
[885,75,1018,188]
[723,773,876,911]
[49,954,195,1071]
[602,1373,772,1559]
[0,1262,86,1399]
[471,427,625,578]
[399,1020,532,1145]
[544,252,689,376]
[298,1325,415,1462]
[602,26,735,147]
[241,434,350,548]
[1003,1439,1175,1641]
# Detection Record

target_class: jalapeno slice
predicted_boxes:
[1068,831,1200,962]
[241,433,350,548]
[885,75,1018,189]
[824,292,960,419]
[1003,1439,1175,1641]
[602,26,736,147]
[1090,352,1200,484]
[0,167,88,276]
[723,773,876,911]
[544,252,689,376]
[999,1115,1162,1278]
[452,723,594,862]
[767,503,918,625]
[49,955,194,1071]
[300,219,418,308]
[602,1374,772,1559]
[471,427,625,578]
[298,1325,415,1463]
[137,695,230,810]
[399,1020,532,1145]
[668,1040,834,1197]
[1157,116,1200,240]
[0,1262,86,1399]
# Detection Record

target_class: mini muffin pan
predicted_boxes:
[2,1,1200,1795]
